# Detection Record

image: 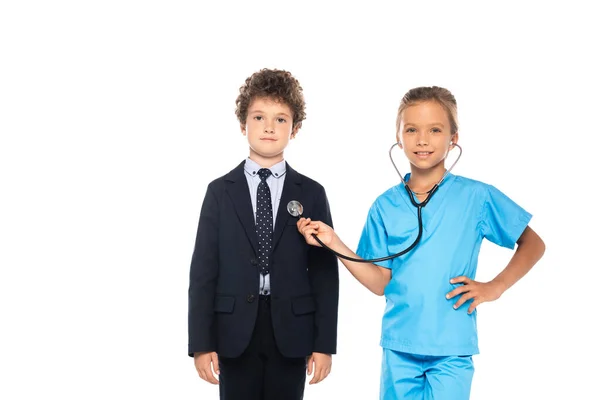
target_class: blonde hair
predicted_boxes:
[396,86,458,135]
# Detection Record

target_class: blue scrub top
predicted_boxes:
[356,173,532,356]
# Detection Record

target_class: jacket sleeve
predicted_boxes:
[308,185,339,354]
[188,183,219,356]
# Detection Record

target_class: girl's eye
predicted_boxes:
[406,128,416,133]
[431,128,441,133]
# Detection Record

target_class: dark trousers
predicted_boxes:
[219,296,307,400]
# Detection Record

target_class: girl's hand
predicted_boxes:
[296,218,336,247]
[445,276,506,314]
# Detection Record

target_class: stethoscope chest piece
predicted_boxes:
[287,200,303,218]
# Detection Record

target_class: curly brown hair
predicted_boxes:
[235,68,306,128]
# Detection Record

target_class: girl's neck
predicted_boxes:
[407,165,447,193]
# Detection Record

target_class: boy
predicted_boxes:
[188,68,339,400]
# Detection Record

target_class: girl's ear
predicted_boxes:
[450,133,459,146]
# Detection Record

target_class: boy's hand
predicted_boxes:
[297,218,335,247]
[194,351,219,384]
[306,352,332,384]
[445,276,505,314]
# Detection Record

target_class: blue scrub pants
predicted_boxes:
[380,349,474,400]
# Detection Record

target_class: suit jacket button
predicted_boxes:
[250,258,258,266]
[247,294,255,303]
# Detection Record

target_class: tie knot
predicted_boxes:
[258,168,271,181]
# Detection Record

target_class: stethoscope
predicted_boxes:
[287,141,462,263]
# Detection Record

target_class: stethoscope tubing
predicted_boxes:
[309,185,436,263]
[304,142,462,263]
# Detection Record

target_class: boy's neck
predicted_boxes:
[248,153,285,168]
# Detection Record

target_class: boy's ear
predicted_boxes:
[241,124,246,135]
[291,123,301,139]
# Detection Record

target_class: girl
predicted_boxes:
[297,86,545,400]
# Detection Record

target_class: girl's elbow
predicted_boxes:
[538,238,546,258]
[372,285,386,296]
[531,230,546,258]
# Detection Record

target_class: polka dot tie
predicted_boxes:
[256,168,273,276]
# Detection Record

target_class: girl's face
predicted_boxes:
[397,100,458,173]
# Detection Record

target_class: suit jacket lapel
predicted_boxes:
[225,161,259,255]
[272,162,302,251]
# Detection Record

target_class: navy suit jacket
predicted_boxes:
[188,161,339,358]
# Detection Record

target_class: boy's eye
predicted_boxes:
[254,116,263,121]
[277,117,287,123]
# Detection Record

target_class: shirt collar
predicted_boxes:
[244,158,287,179]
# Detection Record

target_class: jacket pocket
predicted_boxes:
[291,295,316,315]
[214,295,235,313]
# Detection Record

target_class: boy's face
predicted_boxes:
[397,100,458,172]
[241,97,298,166]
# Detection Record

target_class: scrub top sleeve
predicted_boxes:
[481,184,532,249]
[356,201,391,268]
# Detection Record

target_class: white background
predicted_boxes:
[1,1,598,399]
